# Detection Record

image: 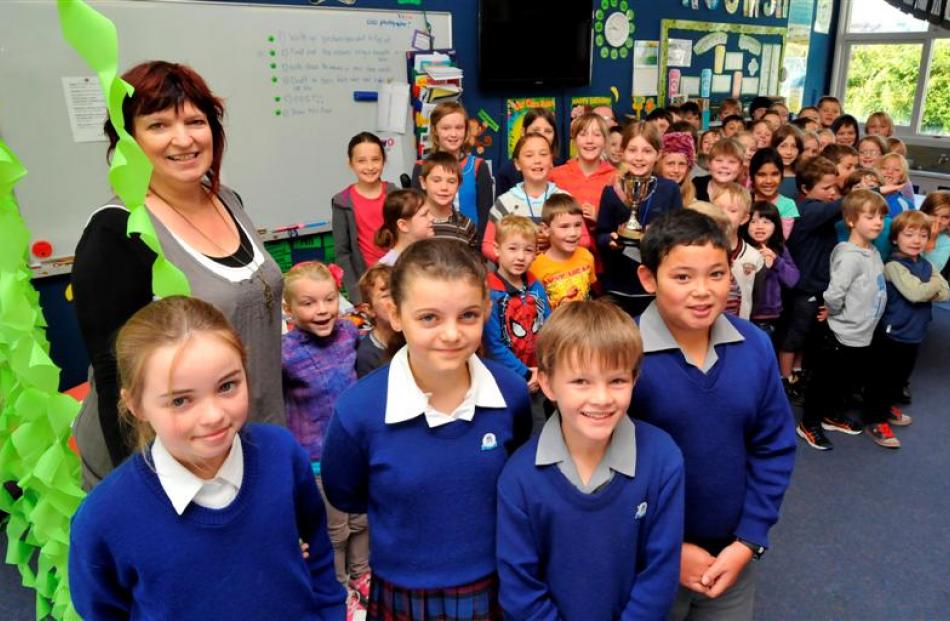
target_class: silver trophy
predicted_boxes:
[617,171,658,247]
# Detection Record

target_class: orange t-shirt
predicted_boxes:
[529,247,597,310]
[549,160,615,272]
[549,159,616,218]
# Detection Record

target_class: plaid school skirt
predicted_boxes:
[367,573,502,621]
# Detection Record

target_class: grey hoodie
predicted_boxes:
[824,241,887,347]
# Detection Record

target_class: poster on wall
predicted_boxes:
[782,0,815,111]
[506,97,556,158]
[568,95,613,158]
[658,20,787,106]
[667,39,693,67]
[633,40,660,97]
[630,96,657,120]
[814,0,833,34]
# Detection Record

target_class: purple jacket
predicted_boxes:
[282,321,358,462]
[752,248,800,320]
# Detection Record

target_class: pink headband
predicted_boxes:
[662,132,696,170]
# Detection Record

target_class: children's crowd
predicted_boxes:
[68,91,949,621]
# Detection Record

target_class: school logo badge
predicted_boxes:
[481,433,498,451]
[635,501,648,519]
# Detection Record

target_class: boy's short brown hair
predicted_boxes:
[708,136,745,161]
[358,263,393,306]
[537,299,643,377]
[495,214,538,244]
[841,188,888,226]
[820,143,858,164]
[796,156,838,192]
[420,151,462,182]
[889,210,931,244]
[540,194,584,225]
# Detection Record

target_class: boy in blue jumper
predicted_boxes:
[631,209,796,621]
[497,299,685,621]
[864,210,949,447]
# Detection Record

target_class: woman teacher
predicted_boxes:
[71,61,284,488]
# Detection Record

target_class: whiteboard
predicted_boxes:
[0,0,451,260]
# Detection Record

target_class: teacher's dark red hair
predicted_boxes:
[104,61,226,194]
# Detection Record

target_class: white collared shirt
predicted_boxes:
[150,434,244,515]
[385,346,507,428]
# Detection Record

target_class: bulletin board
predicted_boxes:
[658,19,787,107]
[506,97,556,159]
[0,0,451,261]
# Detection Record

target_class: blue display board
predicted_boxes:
[659,19,787,107]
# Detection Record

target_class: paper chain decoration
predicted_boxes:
[58,0,190,297]
[0,134,85,620]
[0,2,195,618]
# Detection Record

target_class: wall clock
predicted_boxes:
[594,0,635,61]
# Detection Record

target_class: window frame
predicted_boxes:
[831,0,950,146]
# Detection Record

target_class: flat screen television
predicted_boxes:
[479,1,592,91]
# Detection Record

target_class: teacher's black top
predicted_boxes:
[71,186,284,486]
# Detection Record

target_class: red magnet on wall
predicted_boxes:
[32,240,53,259]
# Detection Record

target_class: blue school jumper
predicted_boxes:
[68,424,346,620]
[321,359,532,589]
[881,255,942,344]
[497,420,685,621]
[631,307,796,552]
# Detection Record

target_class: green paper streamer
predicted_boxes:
[476,109,500,132]
[57,0,190,298]
[0,138,85,620]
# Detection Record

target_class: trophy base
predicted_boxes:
[617,226,644,247]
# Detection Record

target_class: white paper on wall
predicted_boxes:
[667,39,694,67]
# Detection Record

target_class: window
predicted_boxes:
[843,43,922,127]
[921,39,950,135]
[846,2,928,33]
[833,0,950,140]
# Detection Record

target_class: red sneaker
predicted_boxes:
[865,422,901,449]
[887,406,913,427]
[349,572,371,607]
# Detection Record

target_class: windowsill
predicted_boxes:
[909,169,950,180]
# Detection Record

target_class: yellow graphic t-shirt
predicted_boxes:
[529,248,597,310]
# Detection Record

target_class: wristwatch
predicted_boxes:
[736,538,766,560]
